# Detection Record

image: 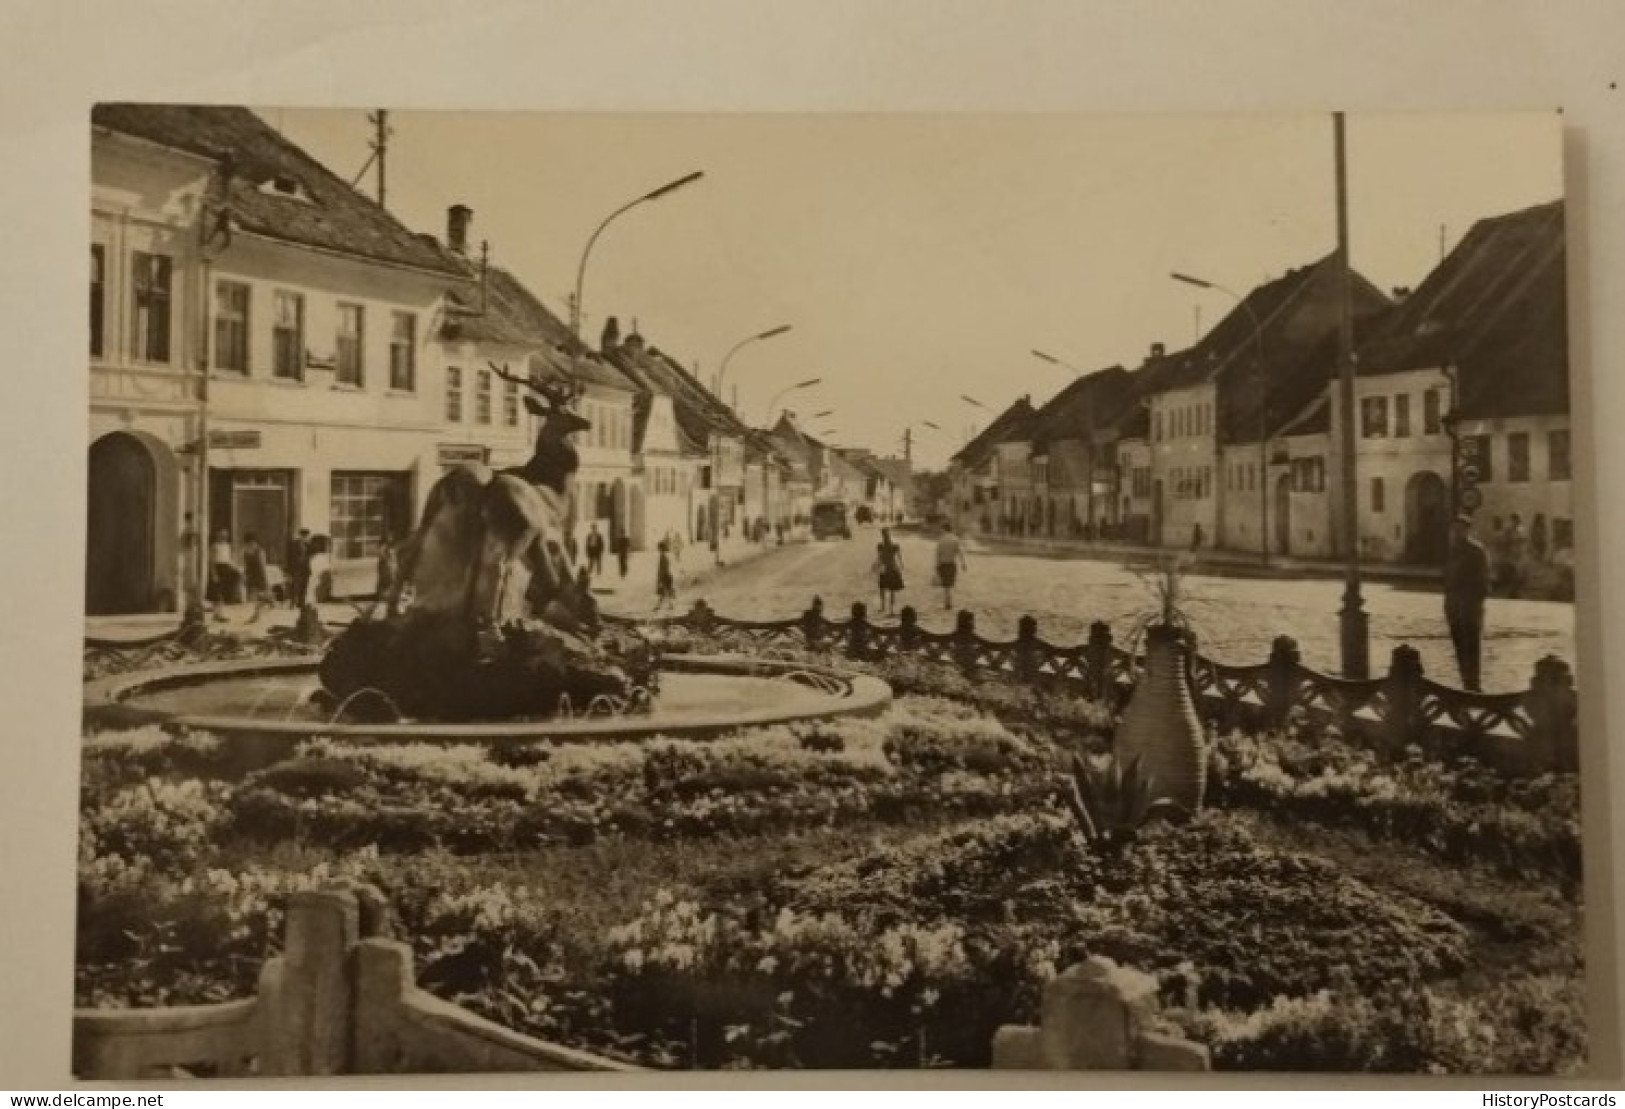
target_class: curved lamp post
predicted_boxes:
[1171,270,1269,565]
[760,377,820,534]
[571,171,704,337]
[764,377,822,427]
[710,324,793,561]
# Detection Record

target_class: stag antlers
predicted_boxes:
[489,361,586,417]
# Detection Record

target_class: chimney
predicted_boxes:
[1150,342,1166,358]
[447,205,473,254]
[1391,286,1411,302]
[600,316,621,354]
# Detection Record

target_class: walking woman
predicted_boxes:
[875,527,905,615]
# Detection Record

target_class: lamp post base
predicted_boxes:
[1339,582,1370,679]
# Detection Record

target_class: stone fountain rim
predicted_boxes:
[82,652,893,743]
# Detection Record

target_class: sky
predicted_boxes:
[265,109,1562,470]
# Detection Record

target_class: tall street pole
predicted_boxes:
[1335,112,1370,679]
[570,171,704,338]
[711,324,793,563]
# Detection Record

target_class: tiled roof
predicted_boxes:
[93,104,464,277]
[1355,200,1567,418]
[1029,365,1134,445]
[1103,256,1389,444]
[440,264,635,393]
[951,396,1039,470]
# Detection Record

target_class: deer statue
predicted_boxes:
[390,364,591,645]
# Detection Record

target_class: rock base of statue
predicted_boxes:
[316,611,660,722]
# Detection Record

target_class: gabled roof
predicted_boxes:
[620,341,753,453]
[1355,200,1567,418]
[1028,365,1134,445]
[93,104,464,278]
[440,264,636,393]
[951,396,1039,470]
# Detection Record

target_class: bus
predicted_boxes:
[810,499,852,540]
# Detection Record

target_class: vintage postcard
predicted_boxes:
[76,107,1584,1077]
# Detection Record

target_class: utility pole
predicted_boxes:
[1335,112,1370,680]
[367,110,390,209]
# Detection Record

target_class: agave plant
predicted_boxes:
[1123,553,1198,668]
[1064,752,1186,856]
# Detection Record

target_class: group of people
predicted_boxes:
[183,515,321,621]
[867,522,969,616]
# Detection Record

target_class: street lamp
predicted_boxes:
[760,377,820,535]
[1171,270,1269,565]
[571,170,704,337]
[1032,349,1084,375]
[711,324,793,562]
[764,377,822,427]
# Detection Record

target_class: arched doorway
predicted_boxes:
[1405,470,1450,565]
[86,432,156,614]
[1274,473,1293,556]
[611,479,628,544]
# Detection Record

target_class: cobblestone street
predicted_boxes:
[608,528,1578,694]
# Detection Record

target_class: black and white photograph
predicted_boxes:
[74,104,1589,1078]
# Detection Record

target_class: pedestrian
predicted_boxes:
[933,521,967,610]
[1531,513,1549,563]
[585,523,605,577]
[1505,513,1529,597]
[375,535,399,616]
[285,527,312,610]
[654,539,677,612]
[208,529,241,615]
[615,533,631,578]
[1443,513,1491,692]
[1190,522,1204,552]
[670,530,684,565]
[241,531,271,617]
[874,527,905,616]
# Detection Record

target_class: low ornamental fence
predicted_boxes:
[613,597,1579,777]
[74,888,638,1079]
[81,596,1578,778]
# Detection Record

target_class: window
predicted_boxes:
[329,472,411,561]
[1465,434,1493,481]
[503,377,520,427]
[390,312,416,391]
[131,251,172,362]
[1371,476,1385,513]
[90,245,105,357]
[336,303,364,386]
[1553,518,1573,550]
[272,291,304,380]
[445,366,463,422]
[1154,411,1163,442]
[1549,428,1571,481]
[1424,388,1442,434]
[1507,432,1531,483]
[1360,396,1389,438]
[214,282,250,373]
[1394,393,1412,438]
[475,368,492,424]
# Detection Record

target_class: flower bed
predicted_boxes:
[74,663,1586,1072]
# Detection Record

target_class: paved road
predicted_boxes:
[611,527,1576,694]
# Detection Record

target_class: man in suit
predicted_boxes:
[285,528,312,610]
[1443,513,1491,691]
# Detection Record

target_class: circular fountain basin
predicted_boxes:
[83,653,892,745]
